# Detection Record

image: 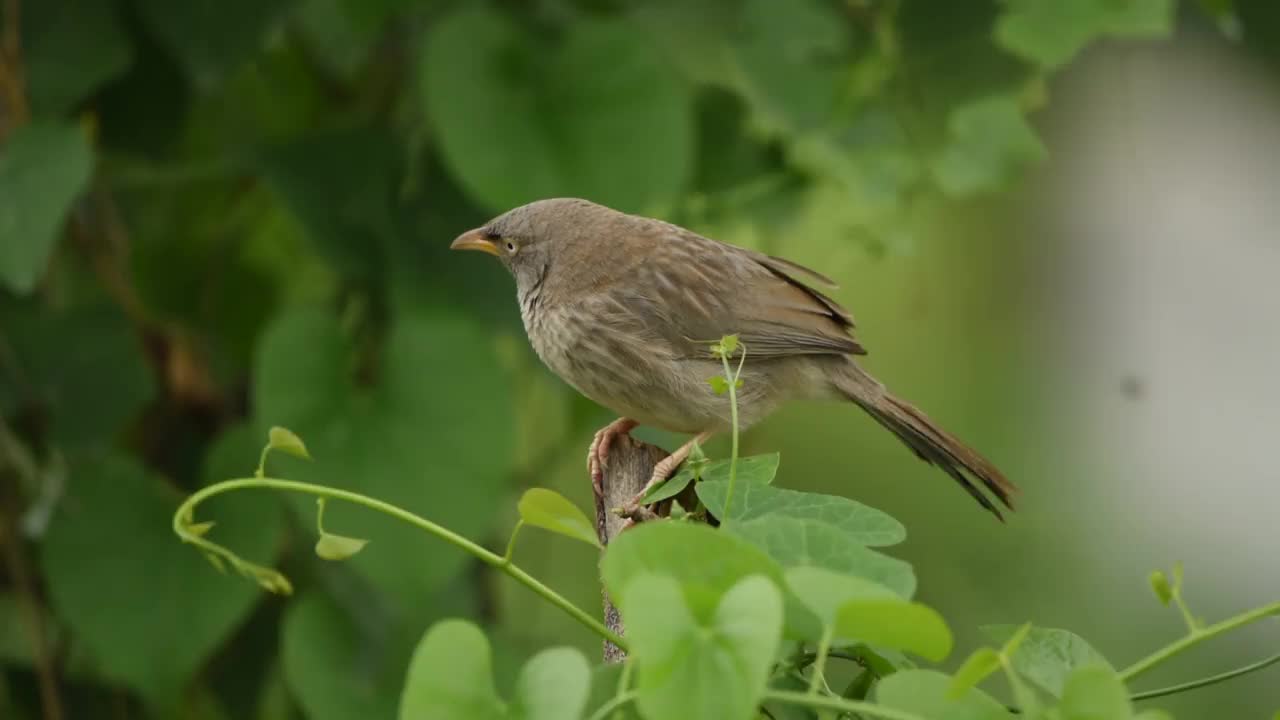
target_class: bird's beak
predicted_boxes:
[450,228,501,257]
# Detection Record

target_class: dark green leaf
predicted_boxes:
[981,624,1112,698]
[0,122,93,294]
[697,479,904,546]
[622,574,782,720]
[421,8,693,212]
[399,620,504,720]
[286,592,406,720]
[1058,664,1132,720]
[40,451,283,704]
[134,0,297,82]
[517,488,601,548]
[639,464,698,504]
[878,669,1012,720]
[995,0,1174,70]
[23,0,133,115]
[254,307,513,616]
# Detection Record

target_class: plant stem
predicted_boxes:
[807,625,835,694]
[502,519,524,563]
[763,690,928,720]
[172,477,627,650]
[1119,601,1280,682]
[585,692,636,720]
[719,346,744,519]
[1130,649,1280,701]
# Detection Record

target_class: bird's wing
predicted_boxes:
[626,230,865,359]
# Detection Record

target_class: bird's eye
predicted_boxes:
[505,241,516,253]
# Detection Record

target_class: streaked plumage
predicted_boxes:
[452,198,1018,519]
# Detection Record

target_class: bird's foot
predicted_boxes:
[587,418,638,498]
[617,431,713,520]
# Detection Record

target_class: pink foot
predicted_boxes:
[587,418,638,498]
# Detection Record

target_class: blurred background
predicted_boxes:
[2,0,1278,718]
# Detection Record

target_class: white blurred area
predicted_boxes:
[1031,35,1280,602]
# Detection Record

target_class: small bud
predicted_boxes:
[187,521,215,537]
[708,376,730,395]
[1149,570,1173,606]
[268,426,311,460]
[315,532,370,561]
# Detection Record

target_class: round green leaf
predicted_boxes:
[517,488,601,549]
[980,625,1112,699]
[877,669,1012,720]
[600,521,785,618]
[420,7,693,213]
[784,565,897,625]
[269,425,312,460]
[399,619,503,720]
[834,599,953,662]
[510,647,592,720]
[1059,665,1132,720]
[0,122,93,294]
[622,574,782,720]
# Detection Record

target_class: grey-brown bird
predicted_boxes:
[451,198,1017,519]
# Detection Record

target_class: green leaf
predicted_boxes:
[268,426,312,460]
[399,620,504,720]
[0,305,154,451]
[23,0,133,115]
[697,480,905,546]
[708,375,731,395]
[639,464,698,504]
[718,334,740,356]
[420,8,692,213]
[509,647,592,720]
[995,0,1174,70]
[950,648,1002,697]
[998,621,1033,657]
[314,532,370,561]
[623,574,782,720]
[834,599,953,662]
[0,122,93,294]
[517,488,601,548]
[1059,665,1132,720]
[784,566,898,625]
[601,521,785,619]
[134,0,296,82]
[931,95,1047,197]
[727,516,916,597]
[40,449,283,705]
[254,307,513,617]
[981,625,1112,698]
[698,453,781,487]
[285,592,406,720]
[878,669,1012,720]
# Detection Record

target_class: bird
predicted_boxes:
[451,198,1018,520]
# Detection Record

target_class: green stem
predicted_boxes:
[585,693,636,720]
[1119,601,1280,682]
[1130,649,1280,702]
[719,347,744,519]
[763,690,928,720]
[172,477,626,650]
[807,625,835,694]
[502,520,524,564]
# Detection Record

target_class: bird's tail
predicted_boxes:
[833,363,1018,520]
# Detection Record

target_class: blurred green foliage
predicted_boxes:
[2,0,1274,718]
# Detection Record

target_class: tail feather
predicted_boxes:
[835,366,1018,520]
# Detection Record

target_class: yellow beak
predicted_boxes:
[450,228,501,257]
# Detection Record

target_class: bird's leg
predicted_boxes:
[620,431,714,518]
[587,417,639,498]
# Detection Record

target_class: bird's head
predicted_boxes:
[450,198,619,292]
